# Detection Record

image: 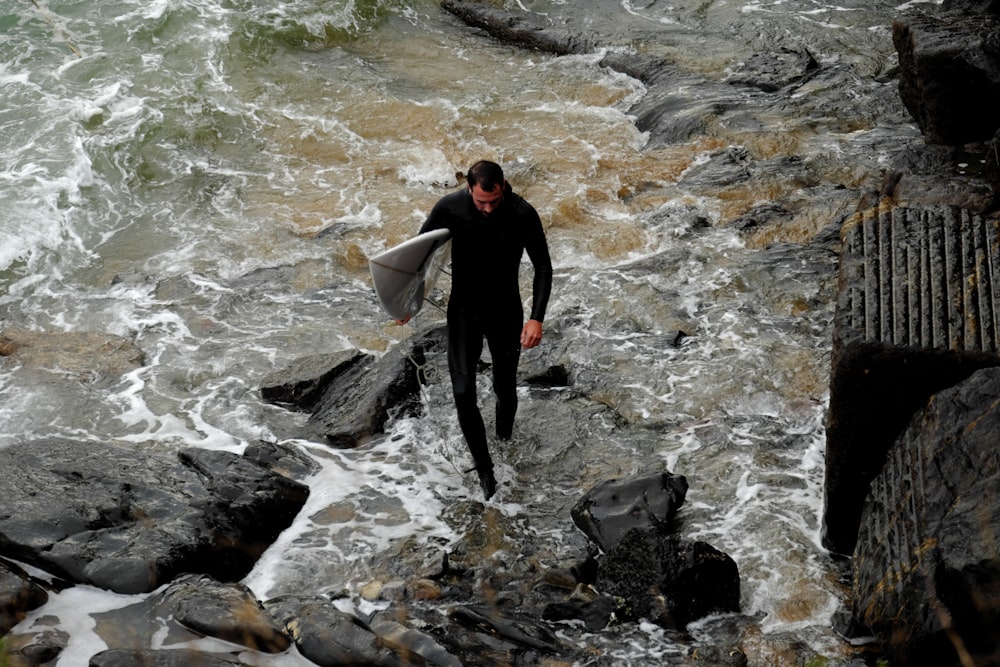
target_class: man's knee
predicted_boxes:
[451,373,477,403]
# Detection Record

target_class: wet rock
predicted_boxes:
[0,559,48,634]
[725,47,819,93]
[305,325,448,447]
[942,0,1000,16]
[259,349,363,411]
[448,605,565,655]
[265,595,402,667]
[730,203,792,233]
[2,628,69,666]
[89,649,246,667]
[157,575,291,653]
[853,367,1000,667]
[369,615,463,667]
[440,0,594,57]
[542,587,617,631]
[679,147,754,189]
[521,363,569,388]
[0,439,308,594]
[687,644,749,666]
[893,12,1000,145]
[243,439,322,479]
[822,203,1000,555]
[571,471,689,553]
[0,328,144,384]
[596,529,740,630]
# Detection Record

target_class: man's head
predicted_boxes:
[467,160,505,217]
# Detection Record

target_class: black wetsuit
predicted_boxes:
[420,183,552,481]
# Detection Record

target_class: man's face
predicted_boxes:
[469,182,504,217]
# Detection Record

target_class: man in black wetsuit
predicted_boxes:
[419,160,553,500]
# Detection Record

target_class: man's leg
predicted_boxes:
[488,316,523,441]
[447,309,496,499]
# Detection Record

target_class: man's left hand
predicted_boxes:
[521,319,543,349]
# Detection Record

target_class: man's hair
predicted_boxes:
[466,160,505,192]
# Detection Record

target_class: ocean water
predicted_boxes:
[1,0,929,663]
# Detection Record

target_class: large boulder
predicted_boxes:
[304,326,448,447]
[0,439,309,594]
[571,471,689,553]
[893,13,1000,145]
[596,529,740,629]
[853,367,1000,667]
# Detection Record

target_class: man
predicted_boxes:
[419,160,553,500]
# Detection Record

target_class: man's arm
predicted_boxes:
[523,207,552,348]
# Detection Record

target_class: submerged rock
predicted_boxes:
[0,328,144,384]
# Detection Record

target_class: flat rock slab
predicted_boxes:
[0,439,309,594]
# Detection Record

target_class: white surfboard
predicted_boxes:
[369,228,452,321]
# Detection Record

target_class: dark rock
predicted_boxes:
[157,575,290,653]
[726,48,819,93]
[0,439,308,594]
[259,349,364,411]
[307,326,447,447]
[893,14,1000,145]
[571,471,689,553]
[448,605,565,654]
[987,128,1000,210]
[853,367,1000,667]
[440,0,594,57]
[596,529,740,629]
[2,628,69,665]
[942,0,1000,15]
[630,82,723,146]
[89,649,246,667]
[822,204,1000,555]
[542,591,617,631]
[730,203,792,233]
[369,615,464,667]
[687,644,749,666]
[265,595,402,666]
[678,147,753,188]
[0,559,48,634]
[243,439,322,479]
[522,364,569,387]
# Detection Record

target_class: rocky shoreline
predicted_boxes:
[3,0,1000,665]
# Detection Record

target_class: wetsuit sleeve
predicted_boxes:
[419,197,452,234]
[525,211,553,322]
